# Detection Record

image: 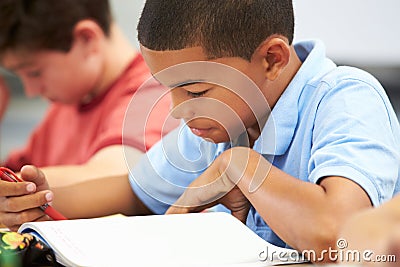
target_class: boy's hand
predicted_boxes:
[0,165,53,231]
[166,148,252,223]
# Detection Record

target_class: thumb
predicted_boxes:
[20,165,49,190]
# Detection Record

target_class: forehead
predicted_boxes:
[141,45,211,88]
[140,45,208,74]
[140,45,254,90]
[140,46,266,114]
[1,50,68,72]
[1,51,41,71]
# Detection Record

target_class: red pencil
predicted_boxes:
[0,167,67,221]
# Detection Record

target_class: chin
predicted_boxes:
[54,98,79,105]
[202,137,218,143]
[202,134,230,144]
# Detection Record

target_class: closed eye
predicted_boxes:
[26,70,41,78]
[187,90,208,98]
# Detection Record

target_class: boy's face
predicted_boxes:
[1,44,101,105]
[141,45,269,143]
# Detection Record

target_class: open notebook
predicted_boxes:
[18,212,306,267]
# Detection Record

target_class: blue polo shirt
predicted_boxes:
[129,39,400,247]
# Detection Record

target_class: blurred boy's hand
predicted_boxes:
[339,206,400,266]
[0,165,53,231]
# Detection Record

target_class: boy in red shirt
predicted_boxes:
[0,0,177,187]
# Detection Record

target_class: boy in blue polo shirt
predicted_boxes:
[130,0,400,259]
[2,0,399,262]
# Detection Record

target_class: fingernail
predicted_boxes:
[45,192,54,202]
[26,183,35,192]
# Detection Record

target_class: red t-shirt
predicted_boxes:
[5,54,177,171]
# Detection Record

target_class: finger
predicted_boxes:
[0,180,37,197]
[0,190,53,213]
[166,202,216,214]
[177,179,230,209]
[166,191,219,214]
[20,165,48,188]
[1,209,48,232]
[165,206,190,215]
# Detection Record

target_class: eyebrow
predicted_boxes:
[171,81,201,88]
[150,74,206,88]
[5,61,34,72]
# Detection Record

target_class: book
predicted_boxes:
[18,212,306,267]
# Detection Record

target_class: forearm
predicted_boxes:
[44,146,151,219]
[43,145,143,188]
[237,163,332,251]
[52,174,153,219]
[43,163,127,188]
[222,147,371,253]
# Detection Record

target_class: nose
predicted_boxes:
[170,88,196,120]
[170,100,195,120]
[20,78,43,97]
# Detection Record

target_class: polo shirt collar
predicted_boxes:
[253,39,330,155]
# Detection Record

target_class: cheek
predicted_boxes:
[58,53,101,95]
[236,101,255,122]
[170,89,188,107]
[43,68,90,102]
[213,92,247,119]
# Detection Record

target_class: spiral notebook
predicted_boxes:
[18,212,306,267]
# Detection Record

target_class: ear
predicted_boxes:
[255,37,290,81]
[71,20,105,57]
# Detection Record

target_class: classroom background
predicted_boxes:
[0,0,399,161]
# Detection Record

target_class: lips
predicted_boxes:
[189,127,212,137]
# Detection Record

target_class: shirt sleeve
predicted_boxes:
[129,124,219,214]
[309,77,400,206]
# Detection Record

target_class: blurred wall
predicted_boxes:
[110,0,144,48]
[109,0,400,91]
[110,0,400,68]
[293,0,400,67]
[293,0,400,92]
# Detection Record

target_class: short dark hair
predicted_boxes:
[0,0,113,57]
[137,0,294,61]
